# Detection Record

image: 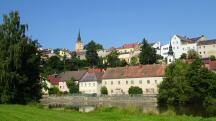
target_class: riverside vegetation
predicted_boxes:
[0,104,216,121]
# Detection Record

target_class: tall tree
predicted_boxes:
[66,78,79,94]
[85,40,103,67]
[139,38,157,64]
[0,11,41,104]
[187,50,200,59]
[106,50,121,67]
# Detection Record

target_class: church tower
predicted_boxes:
[75,31,84,53]
[167,42,175,64]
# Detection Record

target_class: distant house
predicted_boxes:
[58,70,87,92]
[101,64,166,95]
[79,69,104,95]
[204,60,216,73]
[48,74,61,86]
[170,35,207,59]
[197,39,216,58]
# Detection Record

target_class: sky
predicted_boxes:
[0,0,216,51]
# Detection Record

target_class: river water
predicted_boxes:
[47,101,216,117]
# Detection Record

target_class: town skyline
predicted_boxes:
[1,0,216,50]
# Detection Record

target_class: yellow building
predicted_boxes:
[198,39,216,58]
[59,49,72,59]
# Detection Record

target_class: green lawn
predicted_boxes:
[0,105,215,121]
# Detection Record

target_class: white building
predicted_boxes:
[160,44,169,58]
[170,35,207,59]
[101,65,166,95]
[79,69,104,95]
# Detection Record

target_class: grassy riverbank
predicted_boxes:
[0,105,215,121]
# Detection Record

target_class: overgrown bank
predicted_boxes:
[0,105,215,121]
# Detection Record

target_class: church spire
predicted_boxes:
[77,30,81,42]
[168,42,174,55]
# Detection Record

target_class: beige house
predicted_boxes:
[102,64,166,95]
[198,39,216,58]
[58,70,87,92]
[79,69,104,95]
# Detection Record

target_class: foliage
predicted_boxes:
[0,11,41,104]
[139,38,157,64]
[100,86,108,95]
[106,50,121,67]
[85,40,103,67]
[130,56,139,65]
[48,87,60,95]
[210,55,216,61]
[158,59,216,105]
[128,86,143,95]
[42,56,64,76]
[180,53,187,59]
[158,60,191,104]
[66,78,79,94]
[187,50,200,59]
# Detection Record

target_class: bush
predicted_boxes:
[48,87,60,95]
[128,86,143,95]
[100,86,108,95]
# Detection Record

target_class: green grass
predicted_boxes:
[0,105,215,121]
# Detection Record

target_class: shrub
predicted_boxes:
[128,86,143,95]
[48,87,60,95]
[100,86,108,95]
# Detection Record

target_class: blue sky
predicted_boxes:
[0,0,216,50]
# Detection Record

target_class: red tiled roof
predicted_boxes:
[48,75,61,85]
[122,43,140,49]
[209,61,216,70]
[59,70,87,82]
[102,64,166,79]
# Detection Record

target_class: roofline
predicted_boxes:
[102,76,164,80]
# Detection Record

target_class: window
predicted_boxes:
[204,51,206,54]
[155,80,157,84]
[200,52,201,54]
[111,90,113,93]
[118,81,120,85]
[105,81,107,85]
[89,83,91,87]
[139,80,142,84]
[203,46,205,48]
[131,80,134,84]
[85,83,86,86]
[183,48,184,50]
[111,81,113,85]
[93,83,95,86]
[177,46,179,49]
[146,89,149,93]
[213,45,215,47]
[81,83,83,87]
[169,59,171,62]
[147,80,150,84]
[126,80,128,84]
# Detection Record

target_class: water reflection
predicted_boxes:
[47,102,216,117]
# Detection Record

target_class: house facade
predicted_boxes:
[79,69,104,95]
[170,35,207,59]
[101,64,166,95]
[58,70,87,92]
[197,39,216,58]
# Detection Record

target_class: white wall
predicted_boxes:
[79,81,101,95]
[171,35,197,59]
[59,82,69,92]
[102,77,163,95]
